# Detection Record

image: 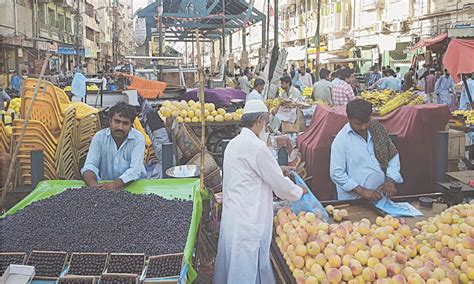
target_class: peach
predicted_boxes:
[306,223,318,236]
[326,268,342,283]
[340,265,353,281]
[328,255,342,268]
[355,250,369,265]
[295,244,307,257]
[293,255,305,269]
[342,254,354,266]
[463,237,474,249]
[407,273,424,284]
[375,227,389,241]
[310,263,323,275]
[399,224,412,237]
[348,259,363,276]
[362,267,376,282]
[293,268,304,278]
[392,275,408,284]
[367,257,380,268]
[374,263,388,279]
[344,243,358,256]
[387,263,402,277]
[305,276,318,284]
[395,252,408,264]
[307,242,321,256]
[314,269,327,282]
[403,267,416,279]
[357,222,370,235]
[417,267,432,281]
[371,244,386,259]
[381,256,393,267]
[315,253,327,266]
[305,258,316,271]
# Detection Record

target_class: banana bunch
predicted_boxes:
[407,95,424,106]
[378,92,413,116]
[302,87,313,97]
[360,91,392,108]
[452,110,474,125]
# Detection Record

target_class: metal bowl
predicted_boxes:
[166,165,201,178]
[230,99,244,104]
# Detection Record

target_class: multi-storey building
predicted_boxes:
[0,0,133,82]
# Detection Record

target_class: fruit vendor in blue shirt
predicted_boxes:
[81,102,146,190]
[330,99,403,200]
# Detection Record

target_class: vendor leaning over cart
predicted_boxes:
[214,100,305,284]
[81,102,146,190]
[330,99,403,201]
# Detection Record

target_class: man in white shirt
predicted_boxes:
[279,75,303,101]
[239,68,252,95]
[214,100,304,284]
[298,67,313,88]
[247,78,265,101]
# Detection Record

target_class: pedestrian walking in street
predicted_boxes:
[425,69,437,103]
[403,68,415,91]
[435,69,455,106]
[332,68,356,106]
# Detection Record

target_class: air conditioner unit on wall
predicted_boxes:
[373,21,386,33]
[392,20,407,32]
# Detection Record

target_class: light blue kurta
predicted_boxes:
[459,78,474,111]
[379,77,401,91]
[330,123,403,200]
[81,128,146,183]
[435,76,455,105]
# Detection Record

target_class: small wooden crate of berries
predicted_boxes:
[26,250,68,280]
[57,275,97,284]
[100,272,140,284]
[0,252,27,275]
[66,252,108,276]
[106,253,145,275]
[144,253,184,283]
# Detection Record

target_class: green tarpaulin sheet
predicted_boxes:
[2,179,203,283]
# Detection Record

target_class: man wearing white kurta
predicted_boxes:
[214,100,305,284]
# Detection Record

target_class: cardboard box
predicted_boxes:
[1,265,35,284]
[281,109,306,133]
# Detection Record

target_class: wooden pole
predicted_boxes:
[1,53,51,207]
[196,30,206,194]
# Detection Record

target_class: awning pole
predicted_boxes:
[196,30,206,194]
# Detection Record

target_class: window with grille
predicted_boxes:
[48,7,56,27]
[86,26,95,41]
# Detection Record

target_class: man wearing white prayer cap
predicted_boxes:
[214,100,305,284]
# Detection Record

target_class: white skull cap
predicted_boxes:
[243,100,269,114]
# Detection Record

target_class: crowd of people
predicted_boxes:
[233,61,474,113]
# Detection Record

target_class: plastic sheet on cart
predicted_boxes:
[2,179,202,283]
[375,196,424,217]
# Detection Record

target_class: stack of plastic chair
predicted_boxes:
[12,79,66,186]
[11,119,58,185]
[23,78,71,112]
[0,122,10,154]
[72,102,100,168]
[55,106,79,180]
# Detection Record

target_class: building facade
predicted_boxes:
[0,0,134,85]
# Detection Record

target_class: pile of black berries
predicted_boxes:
[100,273,138,284]
[107,254,145,275]
[0,253,27,274]
[26,251,68,278]
[0,188,193,255]
[146,254,183,278]
[67,253,108,276]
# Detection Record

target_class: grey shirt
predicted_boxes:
[0,90,11,111]
[313,79,333,105]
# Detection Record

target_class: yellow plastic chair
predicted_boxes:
[20,97,64,135]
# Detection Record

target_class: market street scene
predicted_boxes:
[0,0,474,283]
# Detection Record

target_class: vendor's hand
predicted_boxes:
[377,179,397,198]
[299,185,308,194]
[354,186,382,201]
[96,179,124,190]
[281,166,296,177]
